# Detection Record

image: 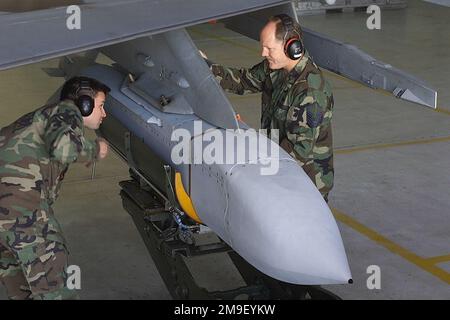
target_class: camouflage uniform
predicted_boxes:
[209,52,334,201]
[0,100,98,299]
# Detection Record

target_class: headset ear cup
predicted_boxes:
[76,95,94,116]
[285,38,304,60]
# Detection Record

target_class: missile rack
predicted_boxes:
[119,169,342,300]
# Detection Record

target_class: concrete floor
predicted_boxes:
[1,0,449,299]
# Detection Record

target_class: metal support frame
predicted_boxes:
[119,178,341,300]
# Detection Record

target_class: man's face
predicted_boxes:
[83,91,106,130]
[260,21,290,70]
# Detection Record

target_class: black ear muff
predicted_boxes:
[76,95,94,117]
[285,37,304,60]
[75,80,95,117]
[276,14,305,61]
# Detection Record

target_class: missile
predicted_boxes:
[78,60,352,285]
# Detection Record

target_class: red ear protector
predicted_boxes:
[75,80,95,117]
[275,14,304,60]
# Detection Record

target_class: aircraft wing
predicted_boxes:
[0,0,291,71]
[223,5,437,109]
[0,0,437,115]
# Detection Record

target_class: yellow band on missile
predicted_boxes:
[175,172,202,224]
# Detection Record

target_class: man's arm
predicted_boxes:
[206,59,268,95]
[44,104,99,165]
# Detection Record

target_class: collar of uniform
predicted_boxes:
[59,99,77,108]
[268,51,311,84]
[59,99,82,116]
[287,51,310,84]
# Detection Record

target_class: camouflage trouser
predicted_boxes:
[0,234,78,300]
[0,177,79,300]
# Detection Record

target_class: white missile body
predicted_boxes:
[80,63,352,285]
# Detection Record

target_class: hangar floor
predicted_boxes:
[0,0,449,299]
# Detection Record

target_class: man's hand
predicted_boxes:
[97,138,109,160]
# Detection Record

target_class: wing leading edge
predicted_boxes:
[0,0,290,71]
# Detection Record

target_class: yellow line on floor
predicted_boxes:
[335,136,450,155]
[435,108,450,116]
[424,254,450,265]
[332,208,450,285]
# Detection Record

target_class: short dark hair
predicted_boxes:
[60,76,111,101]
[269,15,303,42]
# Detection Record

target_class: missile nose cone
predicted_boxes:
[224,161,352,285]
